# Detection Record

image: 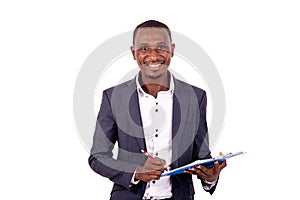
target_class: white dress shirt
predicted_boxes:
[136,74,174,199]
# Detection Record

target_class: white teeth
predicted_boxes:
[148,63,161,67]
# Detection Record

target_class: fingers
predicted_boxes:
[146,168,164,176]
[191,166,207,177]
[138,157,166,182]
[184,166,202,176]
[161,159,167,166]
[153,158,166,170]
[219,160,227,171]
[184,169,197,175]
[145,158,166,171]
[219,152,225,157]
[145,157,165,166]
[149,173,162,180]
[195,161,219,174]
[195,160,227,181]
[184,166,213,182]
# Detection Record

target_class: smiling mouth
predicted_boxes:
[145,61,165,69]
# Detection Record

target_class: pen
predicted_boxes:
[141,149,154,159]
[141,150,168,171]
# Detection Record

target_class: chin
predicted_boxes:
[140,67,168,80]
[146,73,162,80]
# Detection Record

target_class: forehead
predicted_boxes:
[134,28,171,45]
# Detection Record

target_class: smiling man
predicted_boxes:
[89,20,226,200]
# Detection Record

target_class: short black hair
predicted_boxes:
[133,20,172,45]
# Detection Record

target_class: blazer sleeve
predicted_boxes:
[193,90,211,160]
[88,90,138,190]
[193,89,219,194]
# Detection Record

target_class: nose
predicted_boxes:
[149,48,159,60]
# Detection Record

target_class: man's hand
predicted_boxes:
[134,158,166,182]
[184,152,227,182]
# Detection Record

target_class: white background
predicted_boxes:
[1,0,300,199]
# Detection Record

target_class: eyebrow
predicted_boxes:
[135,42,170,46]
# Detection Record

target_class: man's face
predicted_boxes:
[131,28,175,81]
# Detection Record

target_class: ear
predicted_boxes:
[130,46,136,60]
[171,44,175,57]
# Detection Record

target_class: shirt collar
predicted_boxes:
[136,71,174,97]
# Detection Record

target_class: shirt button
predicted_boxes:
[155,134,158,137]
[155,153,158,156]
[155,129,158,132]
[155,109,158,112]
[150,197,153,199]
[156,102,158,105]
[152,180,156,184]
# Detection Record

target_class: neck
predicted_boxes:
[139,73,170,98]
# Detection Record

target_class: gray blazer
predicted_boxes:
[89,75,217,199]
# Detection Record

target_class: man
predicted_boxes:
[89,20,226,200]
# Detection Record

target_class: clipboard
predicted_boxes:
[161,151,246,177]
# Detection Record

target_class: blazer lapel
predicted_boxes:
[120,78,147,152]
[171,78,191,168]
[171,94,180,168]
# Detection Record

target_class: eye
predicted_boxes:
[158,45,167,50]
[141,46,149,51]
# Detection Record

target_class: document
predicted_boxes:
[161,151,246,177]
